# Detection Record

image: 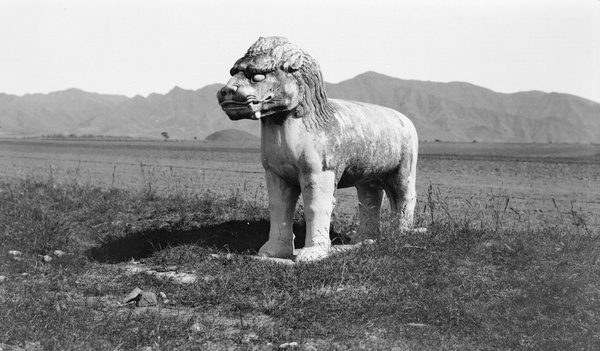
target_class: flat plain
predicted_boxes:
[1,138,599,228]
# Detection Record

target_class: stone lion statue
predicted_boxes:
[217,36,420,261]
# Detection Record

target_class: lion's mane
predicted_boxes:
[230,37,336,131]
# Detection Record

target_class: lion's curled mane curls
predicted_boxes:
[229,36,336,131]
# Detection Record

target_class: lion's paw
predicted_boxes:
[294,246,329,262]
[258,240,294,259]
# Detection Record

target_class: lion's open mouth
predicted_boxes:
[220,94,274,120]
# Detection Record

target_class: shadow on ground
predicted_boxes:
[87,220,348,263]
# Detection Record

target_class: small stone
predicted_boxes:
[158,291,167,300]
[124,265,144,274]
[482,240,498,248]
[53,250,66,257]
[8,250,22,256]
[177,275,197,284]
[279,342,299,348]
[137,291,157,307]
[190,322,202,333]
[0,275,7,283]
[123,287,143,304]
[241,332,258,343]
[42,255,52,262]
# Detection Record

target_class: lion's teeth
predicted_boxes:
[254,110,261,119]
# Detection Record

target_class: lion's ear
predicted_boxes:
[283,52,304,73]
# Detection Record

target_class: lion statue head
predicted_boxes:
[217,36,336,131]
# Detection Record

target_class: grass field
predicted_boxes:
[1,138,599,350]
[1,138,598,227]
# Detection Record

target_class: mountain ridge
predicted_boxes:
[326,72,599,143]
[1,72,598,142]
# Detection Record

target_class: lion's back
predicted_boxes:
[329,98,417,142]
[322,99,418,188]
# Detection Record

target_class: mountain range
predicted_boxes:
[1,71,599,143]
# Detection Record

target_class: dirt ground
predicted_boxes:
[1,138,598,229]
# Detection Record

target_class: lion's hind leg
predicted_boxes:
[383,167,417,232]
[354,181,384,244]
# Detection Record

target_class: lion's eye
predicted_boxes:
[251,74,266,83]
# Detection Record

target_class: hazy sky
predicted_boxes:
[1,0,599,102]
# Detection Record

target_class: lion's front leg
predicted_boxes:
[295,171,336,262]
[258,170,300,259]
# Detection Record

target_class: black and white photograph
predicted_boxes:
[1,0,599,349]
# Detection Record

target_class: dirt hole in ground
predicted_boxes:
[86,220,348,263]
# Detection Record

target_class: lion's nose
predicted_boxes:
[220,83,238,98]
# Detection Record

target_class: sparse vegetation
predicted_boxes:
[1,161,598,350]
